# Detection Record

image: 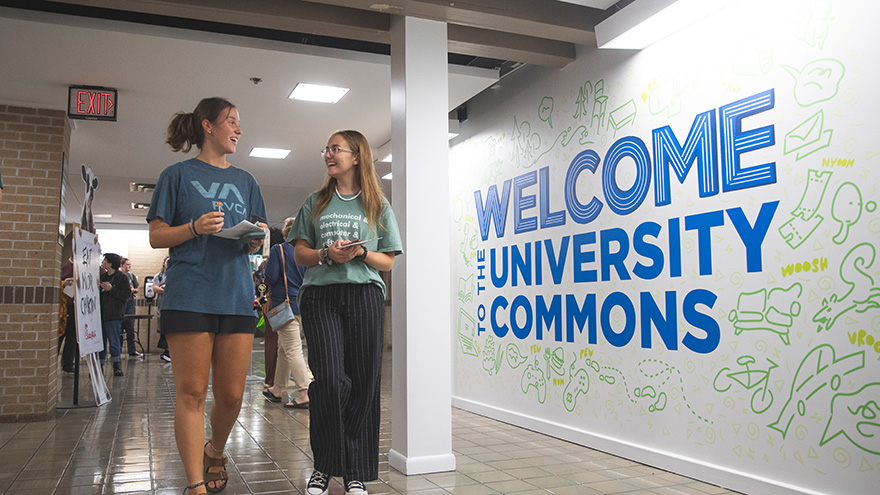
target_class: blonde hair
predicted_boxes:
[311,130,387,230]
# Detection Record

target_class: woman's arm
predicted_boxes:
[293,239,320,267]
[359,247,395,272]
[149,211,226,249]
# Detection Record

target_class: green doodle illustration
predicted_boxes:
[813,243,880,332]
[607,99,637,138]
[646,73,696,118]
[521,357,547,403]
[457,274,474,303]
[588,358,711,423]
[539,96,554,128]
[634,385,668,413]
[458,222,478,266]
[563,360,589,412]
[769,344,865,439]
[782,58,845,107]
[505,343,528,369]
[784,110,833,160]
[830,182,877,245]
[481,334,503,375]
[572,79,607,130]
[779,169,832,249]
[512,116,541,166]
[457,308,480,357]
[794,0,832,50]
[728,283,803,345]
[542,346,565,379]
[820,382,880,455]
[713,356,779,414]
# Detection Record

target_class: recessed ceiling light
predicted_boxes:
[289,83,349,103]
[249,147,291,159]
[95,214,113,218]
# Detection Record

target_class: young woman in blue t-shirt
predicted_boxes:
[290,130,403,495]
[146,97,267,495]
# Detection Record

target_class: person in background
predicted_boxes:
[120,257,143,358]
[263,218,311,408]
[290,130,403,495]
[153,256,170,362]
[255,231,282,394]
[98,252,131,377]
[147,97,267,495]
[59,256,76,373]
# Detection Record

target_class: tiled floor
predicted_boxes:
[0,342,742,494]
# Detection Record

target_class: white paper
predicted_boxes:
[212,220,264,240]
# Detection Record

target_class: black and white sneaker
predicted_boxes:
[160,352,171,362]
[344,479,367,495]
[307,470,330,495]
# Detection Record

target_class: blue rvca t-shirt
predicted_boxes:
[146,158,266,316]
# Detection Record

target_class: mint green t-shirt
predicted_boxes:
[289,191,403,304]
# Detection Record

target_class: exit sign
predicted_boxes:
[68,86,117,121]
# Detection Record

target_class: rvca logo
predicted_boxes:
[191,181,248,214]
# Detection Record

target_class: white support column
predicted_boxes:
[389,15,455,475]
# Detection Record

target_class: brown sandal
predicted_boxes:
[203,442,229,493]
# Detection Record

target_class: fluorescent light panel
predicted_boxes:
[382,173,392,180]
[289,83,349,103]
[595,0,738,50]
[250,147,290,159]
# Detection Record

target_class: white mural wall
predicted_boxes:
[449,1,879,494]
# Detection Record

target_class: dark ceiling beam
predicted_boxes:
[39,0,601,67]
[303,0,610,45]
[47,0,391,43]
[448,24,578,68]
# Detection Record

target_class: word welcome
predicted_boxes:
[475,89,776,240]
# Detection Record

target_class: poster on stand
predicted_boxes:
[72,224,111,405]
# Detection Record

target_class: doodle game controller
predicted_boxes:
[563,368,589,412]
[521,362,547,403]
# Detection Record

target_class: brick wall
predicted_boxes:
[0,105,69,422]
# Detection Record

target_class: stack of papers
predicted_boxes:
[212,220,265,241]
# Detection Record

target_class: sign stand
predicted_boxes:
[56,345,96,409]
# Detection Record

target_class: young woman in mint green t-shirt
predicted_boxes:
[290,130,402,495]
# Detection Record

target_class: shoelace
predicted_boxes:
[308,471,329,489]
[345,480,366,492]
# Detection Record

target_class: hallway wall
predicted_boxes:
[0,105,70,421]
[449,1,879,494]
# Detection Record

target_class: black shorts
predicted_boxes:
[161,310,256,335]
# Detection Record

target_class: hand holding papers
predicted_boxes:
[212,220,265,241]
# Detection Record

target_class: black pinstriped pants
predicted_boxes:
[300,283,384,481]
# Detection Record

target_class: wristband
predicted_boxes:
[356,245,368,261]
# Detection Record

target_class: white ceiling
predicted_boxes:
[0,7,500,229]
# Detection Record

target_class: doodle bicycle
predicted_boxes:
[713,355,778,414]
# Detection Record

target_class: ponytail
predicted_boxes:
[165,97,236,153]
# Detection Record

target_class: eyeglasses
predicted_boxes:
[321,145,354,157]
